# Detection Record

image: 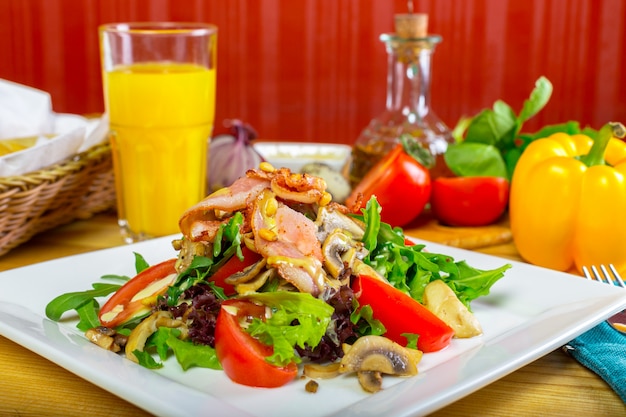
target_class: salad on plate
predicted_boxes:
[46,162,511,393]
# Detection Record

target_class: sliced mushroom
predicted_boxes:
[357,371,383,393]
[85,326,123,353]
[235,268,273,294]
[315,206,365,243]
[125,311,188,363]
[422,280,483,338]
[322,230,357,278]
[225,258,267,285]
[173,238,212,272]
[339,335,422,377]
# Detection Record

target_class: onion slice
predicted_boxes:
[303,362,341,379]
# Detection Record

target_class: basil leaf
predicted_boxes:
[444,142,508,178]
[464,103,517,146]
[517,76,553,125]
[448,76,556,179]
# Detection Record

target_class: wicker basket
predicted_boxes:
[0,141,116,256]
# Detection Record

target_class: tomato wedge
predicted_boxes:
[352,274,454,352]
[209,246,262,295]
[99,258,178,328]
[215,299,298,388]
[346,144,431,227]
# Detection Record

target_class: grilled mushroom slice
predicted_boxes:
[357,371,384,393]
[172,238,212,272]
[125,311,188,363]
[322,230,358,278]
[422,279,482,338]
[315,206,365,243]
[339,335,423,392]
[85,326,126,353]
[225,258,267,285]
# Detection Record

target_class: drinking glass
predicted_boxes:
[99,22,217,243]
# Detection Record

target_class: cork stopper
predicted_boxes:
[394,13,428,38]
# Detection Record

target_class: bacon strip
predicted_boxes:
[179,176,269,240]
[251,189,326,296]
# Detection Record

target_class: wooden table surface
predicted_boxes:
[0,210,624,417]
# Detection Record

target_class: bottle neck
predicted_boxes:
[382,35,440,121]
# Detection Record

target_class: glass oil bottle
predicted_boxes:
[348,13,453,187]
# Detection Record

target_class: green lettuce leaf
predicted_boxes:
[244,291,334,366]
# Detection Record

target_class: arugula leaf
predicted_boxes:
[133,252,150,274]
[133,350,163,369]
[402,333,420,350]
[350,303,386,336]
[441,260,512,308]
[100,274,131,282]
[75,299,102,331]
[361,196,382,254]
[45,282,121,322]
[360,198,511,309]
[166,212,244,305]
[212,211,244,259]
[244,291,334,366]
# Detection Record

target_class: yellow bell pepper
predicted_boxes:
[510,122,626,276]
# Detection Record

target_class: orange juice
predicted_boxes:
[104,62,215,240]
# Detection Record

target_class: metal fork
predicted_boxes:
[582,264,626,334]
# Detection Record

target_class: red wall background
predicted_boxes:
[0,0,624,143]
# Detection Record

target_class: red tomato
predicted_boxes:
[346,144,431,227]
[352,274,454,353]
[430,176,510,227]
[215,299,298,388]
[99,258,178,328]
[209,246,263,295]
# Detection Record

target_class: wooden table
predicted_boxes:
[0,211,624,417]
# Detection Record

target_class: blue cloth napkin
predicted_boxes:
[566,321,626,402]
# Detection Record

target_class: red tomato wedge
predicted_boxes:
[430,176,509,227]
[99,258,178,328]
[346,144,431,227]
[215,299,298,388]
[352,274,454,353]
[209,246,262,295]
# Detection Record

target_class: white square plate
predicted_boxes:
[0,236,624,417]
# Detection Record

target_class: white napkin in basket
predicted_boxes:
[0,79,108,177]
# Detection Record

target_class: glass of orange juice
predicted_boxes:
[99,22,217,243]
